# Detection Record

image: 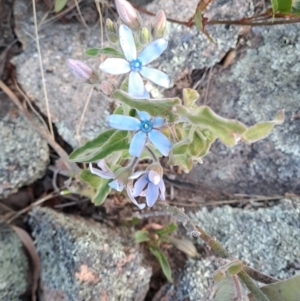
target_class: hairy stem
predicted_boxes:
[238,269,269,301]
[157,202,270,300]
[243,265,279,284]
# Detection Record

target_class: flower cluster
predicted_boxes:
[67,0,171,209]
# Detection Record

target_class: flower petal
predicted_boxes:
[146,182,159,207]
[129,131,147,157]
[143,88,150,98]
[126,186,146,209]
[137,110,151,121]
[100,58,130,75]
[128,72,145,98]
[158,179,166,201]
[108,115,140,131]
[132,174,148,196]
[129,170,147,179]
[148,129,172,156]
[140,67,170,88]
[153,117,165,128]
[109,179,125,192]
[119,24,136,61]
[89,163,114,179]
[148,170,161,185]
[97,159,113,174]
[138,38,168,65]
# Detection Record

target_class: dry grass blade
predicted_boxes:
[0,80,80,174]
[32,0,54,138]
[74,0,89,29]
[11,226,40,301]
[5,192,59,224]
[76,86,94,146]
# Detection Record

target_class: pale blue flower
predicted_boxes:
[100,24,170,98]
[127,170,166,208]
[108,110,172,158]
[89,160,125,191]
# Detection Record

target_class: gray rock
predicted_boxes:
[28,207,151,301]
[153,257,218,301]
[0,222,30,301]
[144,0,254,85]
[12,0,111,148]
[154,200,300,301]
[0,95,49,197]
[184,24,300,196]
[191,200,300,278]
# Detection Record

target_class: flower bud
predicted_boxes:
[147,163,163,181]
[105,18,118,43]
[213,269,226,282]
[152,10,166,39]
[140,27,150,45]
[115,0,142,30]
[66,59,98,84]
[100,81,115,97]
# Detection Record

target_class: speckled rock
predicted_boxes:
[143,0,254,88]
[12,0,111,148]
[0,95,49,197]
[184,24,300,196]
[28,207,151,301]
[0,222,30,301]
[153,200,300,301]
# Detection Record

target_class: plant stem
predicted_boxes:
[243,265,279,284]
[146,146,158,162]
[157,202,270,301]
[238,269,269,301]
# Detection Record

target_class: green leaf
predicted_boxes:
[248,276,300,301]
[156,223,177,236]
[188,130,214,157]
[168,237,198,257]
[80,169,101,188]
[134,230,150,243]
[194,9,214,43]
[79,169,110,206]
[54,0,68,12]
[242,110,284,143]
[93,179,111,205]
[150,247,173,282]
[85,47,124,58]
[175,105,247,147]
[214,274,248,301]
[271,0,292,13]
[112,90,181,122]
[168,152,193,173]
[69,130,129,163]
[183,88,199,107]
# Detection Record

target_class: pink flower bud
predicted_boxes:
[152,10,166,38]
[66,59,98,84]
[100,81,115,97]
[115,0,142,30]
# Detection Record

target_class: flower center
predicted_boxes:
[140,120,153,133]
[130,59,142,72]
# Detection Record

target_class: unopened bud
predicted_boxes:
[140,27,150,45]
[152,10,166,38]
[66,59,98,84]
[105,19,118,43]
[115,0,142,30]
[100,81,115,97]
[213,269,226,282]
[147,163,163,180]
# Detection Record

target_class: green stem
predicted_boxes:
[243,265,279,284]
[145,146,158,162]
[158,203,270,301]
[238,269,269,301]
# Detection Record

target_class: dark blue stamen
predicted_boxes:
[130,59,142,72]
[140,120,153,133]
